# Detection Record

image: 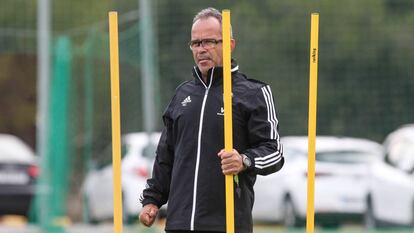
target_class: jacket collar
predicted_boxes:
[192,59,239,88]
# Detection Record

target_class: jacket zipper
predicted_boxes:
[190,68,214,230]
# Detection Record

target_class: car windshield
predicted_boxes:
[316,151,379,164]
[141,142,157,159]
[387,139,414,172]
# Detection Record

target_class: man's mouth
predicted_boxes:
[198,58,210,64]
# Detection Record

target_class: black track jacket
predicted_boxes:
[141,60,284,233]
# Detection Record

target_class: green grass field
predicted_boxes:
[253,225,414,233]
[2,223,412,233]
[127,224,414,233]
[129,224,414,233]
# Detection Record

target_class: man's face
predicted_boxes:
[191,17,233,78]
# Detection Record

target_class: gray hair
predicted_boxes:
[192,7,233,38]
[193,7,222,24]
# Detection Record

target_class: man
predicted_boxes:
[139,7,284,233]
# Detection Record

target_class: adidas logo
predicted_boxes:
[217,107,224,116]
[181,96,191,106]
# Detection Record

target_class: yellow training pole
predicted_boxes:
[306,13,319,233]
[109,11,123,233]
[222,10,235,233]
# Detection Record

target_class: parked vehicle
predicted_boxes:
[82,132,161,223]
[253,136,383,227]
[366,125,414,228]
[0,134,38,216]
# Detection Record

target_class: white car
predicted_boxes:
[82,132,161,223]
[366,125,414,228]
[253,136,383,227]
[0,134,38,217]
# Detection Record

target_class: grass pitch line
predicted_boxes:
[109,11,123,233]
[306,13,319,233]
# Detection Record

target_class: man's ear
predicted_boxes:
[230,39,236,52]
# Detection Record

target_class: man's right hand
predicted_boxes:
[139,203,159,227]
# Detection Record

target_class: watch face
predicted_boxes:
[243,155,251,167]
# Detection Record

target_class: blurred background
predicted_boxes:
[0,0,413,232]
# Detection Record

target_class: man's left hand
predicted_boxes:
[217,149,244,175]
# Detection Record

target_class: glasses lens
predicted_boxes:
[189,39,221,50]
[189,40,199,49]
[202,39,215,48]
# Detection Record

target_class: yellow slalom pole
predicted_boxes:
[306,13,319,233]
[222,10,235,233]
[108,11,123,233]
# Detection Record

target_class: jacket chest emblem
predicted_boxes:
[181,96,192,106]
[217,107,224,116]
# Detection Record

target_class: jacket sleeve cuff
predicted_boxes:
[241,152,255,172]
[141,198,161,208]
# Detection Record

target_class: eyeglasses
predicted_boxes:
[188,38,222,50]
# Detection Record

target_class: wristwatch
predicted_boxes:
[241,154,251,169]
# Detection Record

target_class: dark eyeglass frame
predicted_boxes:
[188,38,223,50]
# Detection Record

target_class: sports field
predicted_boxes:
[100,224,414,233]
[254,225,414,233]
[142,225,414,233]
[1,224,413,233]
